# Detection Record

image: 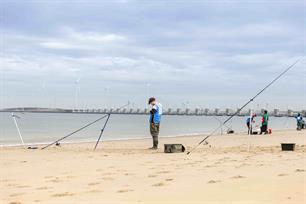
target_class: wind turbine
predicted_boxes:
[74,77,81,111]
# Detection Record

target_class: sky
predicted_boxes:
[0,0,305,110]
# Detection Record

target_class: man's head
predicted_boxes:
[264,110,268,114]
[148,97,156,105]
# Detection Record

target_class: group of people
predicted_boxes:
[246,110,269,135]
[246,111,305,135]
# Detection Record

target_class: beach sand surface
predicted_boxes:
[1,129,305,204]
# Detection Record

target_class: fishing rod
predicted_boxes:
[187,58,301,155]
[42,102,130,150]
[41,114,109,149]
[11,113,25,147]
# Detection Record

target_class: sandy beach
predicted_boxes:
[1,129,305,204]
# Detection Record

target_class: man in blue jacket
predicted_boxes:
[148,97,162,149]
[296,113,305,130]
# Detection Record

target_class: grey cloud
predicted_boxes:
[0,1,305,109]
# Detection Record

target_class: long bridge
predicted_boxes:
[1,107,305,117]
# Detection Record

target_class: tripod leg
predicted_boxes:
[94,114,111,150]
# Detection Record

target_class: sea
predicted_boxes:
[0,112,296,146]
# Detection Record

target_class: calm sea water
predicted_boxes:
[0,112,296,146]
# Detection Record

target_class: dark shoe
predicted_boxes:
[148,147,158,150]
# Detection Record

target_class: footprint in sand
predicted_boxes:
[65,175,76,179]
[36,186,53,190]
[6,183,18,187]
[231,175,246,179]
[10,193,26,197]
[295,169,305,172]
[100,177,114,181]
[16,185,30,188]
[208,180,221,184]
[9,202,22,204]
[88,182,100,186]
[87,189,102,193]
[47,178,63,183]
[148,174,158,178]
[52,192,74,197]
[165,178,173,182]
[156,170,171,174]
[152,182,165,187]
[117,189,134,193]
[278,173,288,177]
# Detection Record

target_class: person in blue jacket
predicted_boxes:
[148,97,162,149]
[296,113,305,130]
[246,114,256,134]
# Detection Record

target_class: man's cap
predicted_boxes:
[148,97,156,105]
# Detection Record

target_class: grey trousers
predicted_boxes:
[150,123,160,148]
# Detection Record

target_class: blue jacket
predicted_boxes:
[149,103,162,124]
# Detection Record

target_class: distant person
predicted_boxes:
[260,110,269,134]
[246,114,256,134]
[295,113,305,130]
[148,97,162,149]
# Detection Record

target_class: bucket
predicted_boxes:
[281,143,295,151]
[164,144,185,153]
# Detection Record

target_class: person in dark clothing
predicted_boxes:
[296,113,305,130]
[260,110,269,134]
[148,97,162,149]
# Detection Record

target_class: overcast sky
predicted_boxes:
[0,0,305,110]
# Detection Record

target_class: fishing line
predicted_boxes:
[187,58,302,155]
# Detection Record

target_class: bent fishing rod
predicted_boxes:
[42,102,130,150]
[187,58,301,155]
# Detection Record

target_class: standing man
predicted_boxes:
[148,97,162,149]
[246,114,256,135]
[295,113,305,130]
[260,110,269,134]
